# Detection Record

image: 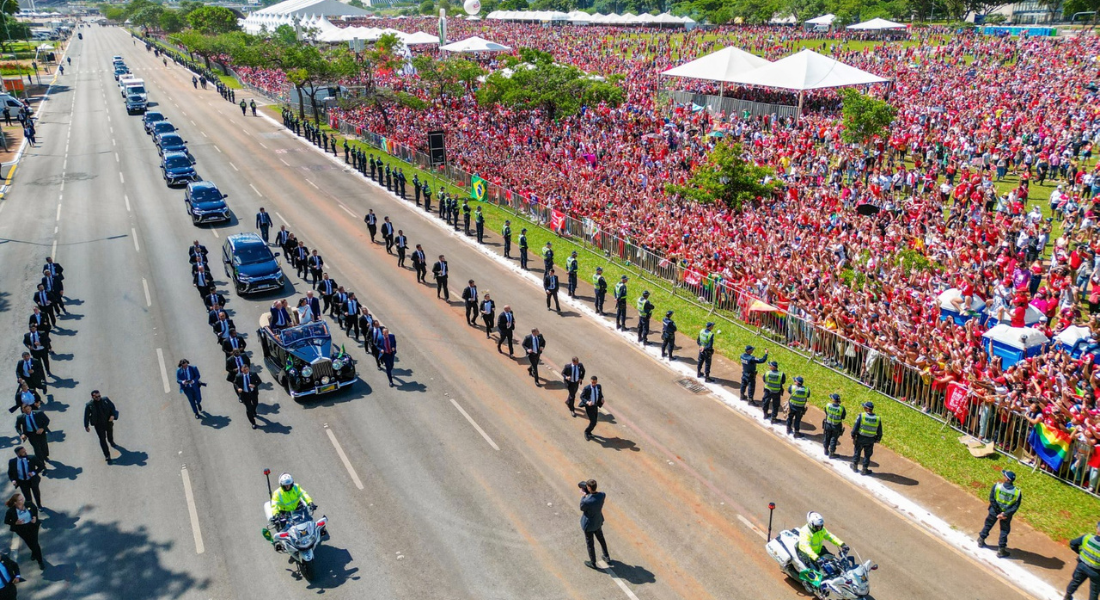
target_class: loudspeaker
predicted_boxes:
[428,130,446,166]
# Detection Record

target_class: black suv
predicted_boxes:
[222,233,285,295]
[184,181,230,225]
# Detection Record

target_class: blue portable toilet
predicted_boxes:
[984,304,1043,329]
[938,288,986,326]
[982,324,1048,368]
[1054,325,1094,359]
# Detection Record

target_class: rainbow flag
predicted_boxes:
[1029,422,1071,471]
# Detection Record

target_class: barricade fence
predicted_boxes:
[663,90,802,120]
[326,113,1095,494]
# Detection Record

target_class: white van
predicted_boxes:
[0,94,30,116]
[123,79,147,102]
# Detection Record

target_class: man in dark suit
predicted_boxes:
[544,269,561,312]
[522,328,546,385]
[268,300,290,330]
[22,325,50,376]
[15,405,49,462]
[344,293,362,340]
[31,285,55,328]
[40,270,65,315]
[83,390,117,464]
[294,242,310,279]
[221,329,247,355]
[27,307,50,336]
[432,255,450,300]
[256,207,274,243]
[479,293,496,339]
[496,306,515,355]
[379,327,397,387]
[317,275,337,314]
[14,354,45,395]
[579,376,604,441]
[275,225,290,250]
[461,280,479,326]
[412,244,427,283]
[202,289,227,311]
[7,447,43,508]
[308,250,324,287]
[381,217,395,254]
[193,265,213,297]
[188,240,208,264]
[331,288,349,327]
[208,304,224,327]
[0,551,23,596]
[212,312,235,341]
[578,478,611,569]
[304,291,322,320]
[364,209,378,243]
[234,365,262,430]
[562,357,586,416]
[395,230,408,267]
[43,256,63,285]
[225,349,251,383]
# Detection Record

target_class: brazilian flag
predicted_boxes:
[471,175,487,201]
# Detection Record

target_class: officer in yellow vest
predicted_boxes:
[978,471,1021,558]
[786,376,809,437]
[614,276,629,331]
[696,322,715,382]
[1065,521,1100,600]
[761,361,786,424]
[636,291,654,345]
[850,402,882,475]
[822,393,846,458]
[541,242,554,272]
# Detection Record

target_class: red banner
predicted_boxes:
[550,210,565,233]
[944,382,970,423]
[684,269,703,286]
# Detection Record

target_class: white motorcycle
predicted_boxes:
[261,470,329,581]
[765,528,876,599]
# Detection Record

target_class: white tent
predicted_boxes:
[804,13,835,25]
[440,36,512,53]
[726,49,889,92]
[402,31,441,45]
[769,13,797,24]
[847,17,907,30]
[661,46,771,83]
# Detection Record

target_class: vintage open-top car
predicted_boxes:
[257,314,356,399]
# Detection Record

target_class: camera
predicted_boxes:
[577,481,589,492]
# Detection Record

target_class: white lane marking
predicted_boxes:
[324,425,364,490]
[55,204,61,221]
[156,348,171,394]
[449,398,499,451]
[258,143,267,150]
[604,568,642,600]
[50,240,57,258]
[306,179,319,189]
[124,195,130,212]
[249,183,262,197]
[131,227,140,252]
[119,172,125,184]
[338,204,356,217]
[211,228,219,238]
[143,278,151,307]
[214,145,222,154]
[229,162,238,171]
[275,212,291,227]
[62,159,66,170]
[736,514,767,539]
[115,152,119,163]
[0,204,4,216]
[201,131,207,138]
[190,120,195,126]
[109,126,113,134]
[279,158,289,166]
[181,466,206,554]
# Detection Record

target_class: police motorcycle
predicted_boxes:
[765,522,876,599]
[260,469,329,581]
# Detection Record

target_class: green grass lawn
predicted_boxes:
[218,74,242,90]
[264,105,1100,543]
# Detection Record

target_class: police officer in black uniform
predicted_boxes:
[462,200,472,236]
[822,393,846,458]
[518,228,529,270]
[660,310,677,360]
[423,182,432,212]
[760,361,786,423]
[413,175,422,206]
[978,471,1021,558]
[565,251,579,297]
[592,267,607,314]
[850,402,882,475]
[740,346,768,404]
[636,291,654,345]
[502,220,512,258]
[1065,522,1100,600]
[613,276,628,330]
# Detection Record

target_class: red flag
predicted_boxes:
[550,210,565,232]
[684,269,703,286]
[944,382,970,423]
[1088,445,1100,470]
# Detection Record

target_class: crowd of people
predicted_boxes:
[233,23,1100,478]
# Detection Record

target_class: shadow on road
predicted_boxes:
[607,560,655,586]
[304,544,359,590]
[110,444,148,467]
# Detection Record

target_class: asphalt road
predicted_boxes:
[0,26,1044,599]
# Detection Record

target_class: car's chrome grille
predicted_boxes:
[310,359,335,379]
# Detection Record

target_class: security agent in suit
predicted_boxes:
[740,345,768,403]
[15,406,49,463]
[461,280,479,325]
[432,256,450,300]
[40,272,64,314]
[395,231,408,267]
[27,308,50,337]
[43,257,63,287]
[0,551,23,597]
[221,329,247,356]
[225,348,250,383]
[660,311,678,360]
[234,365,262,430]
[202,289,227,310]
[344,293,362,340]
[592,267,608,314]
[7,448,43,509]
[14,354,45,395]
[562,357,585,415]
[193,266,214,297]
[317,275,337,313]
[22,326,50,376]
[308,251,324,286]
[518,229,529,270]
[31,286,55,328]
[480,293,496,339]
[379,327,397,387]
[578,478,611,569]
[579,377,604,440]
[294,242,310,279]
[496,306,516,355]
[412,245,428,283]
[176,359,205,419]
[256,208,273,243]
[381,217,395,254]
[188,240,209,264]
[522,328,546,385]
[544,269,561,312]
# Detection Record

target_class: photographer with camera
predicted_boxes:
[176,359,206,419]
[578,479,611,570]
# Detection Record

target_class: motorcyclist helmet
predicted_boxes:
[807,511,825,533]
[279,473,294,490]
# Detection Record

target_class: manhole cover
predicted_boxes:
[676,378,709,394]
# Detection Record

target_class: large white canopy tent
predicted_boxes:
[725,49,890,114]
[440,36,512,53]
[241,0,369,34]
[804,13,835,26]
[846,17,907,30]
[484,10,694,26]
[660,46,771,84]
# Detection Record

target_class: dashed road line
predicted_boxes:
[306,179,318,190]
[249,183,262,197]
[156,348,170,394]
[229,162,238,171]
[279,158,289,166]
[119,172,125,184]
[449,398,499,451]
[131,227,140,252]
[181,466,206,554]
[324,425,364,490]
[338,204,356,217]
[143,278,151,307]
[124,194,130,212]
[275,212,291,227]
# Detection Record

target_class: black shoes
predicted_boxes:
[997,548,1010,558]
[584,561,598,570]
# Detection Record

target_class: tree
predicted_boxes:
[349,0,367,7]
[476,48,624,121]
[335,33,427,129]
[838,89,896,146]
[411,55,485,101]
[665,142,776,211]
[187,6,240,35]
[159,9,186,33]
[171,29,216,68]
[498,0,529,9]
[130,5,165,31]
[419,0,436,14]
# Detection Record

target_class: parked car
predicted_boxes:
[160,151,199,186]
[257,318,356,399]
[222,233,285,295]
[184,181,230,225]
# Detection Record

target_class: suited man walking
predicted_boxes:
[256,207,273,243]
[7,448,42,508]
[381,217,395,254]
[412,244,427,283]
[379,327,397,387]
[395,231,408,267]
[14,354,45,395]
[193,265,213,297]
[307,251,324,287]
[344,293,362,340]
[544,269,561,312]
[578,478,611,569]
[562,357,586,416]
[461,280,479,325]
[22,325,50,376]
[364,209,378,243]
[580,376,604,441]
[176,359,204,419]
[15,405,49,463]
[478,293,496,339]
[83,391,117,464]
[31,286,55,328]
[496,305,516,355]
[432,255,450,300]
[522,328,546,385]
[234,365,262,430]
